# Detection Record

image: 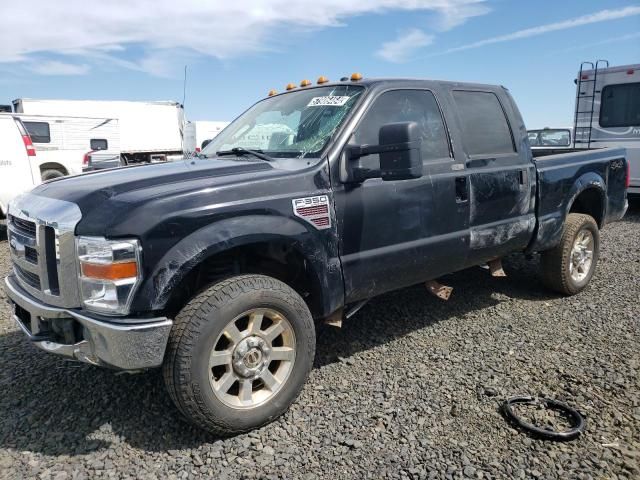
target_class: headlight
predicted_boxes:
[77,237,142,315]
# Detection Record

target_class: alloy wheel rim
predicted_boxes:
[569,229,594,283]
[209,308,296,409]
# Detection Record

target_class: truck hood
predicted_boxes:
[32,157,276,235]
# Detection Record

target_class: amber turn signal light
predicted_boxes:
[81,261,138,280]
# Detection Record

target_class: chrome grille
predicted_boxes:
[14,264,41,289]
[7,193,82,308]
[24,245,38,264]
[8,215,37,236]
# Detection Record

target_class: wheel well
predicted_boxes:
[163,241,324,320]
[569,188,604,227]
[39,163,68,175]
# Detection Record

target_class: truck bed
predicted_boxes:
[530,147,628,252]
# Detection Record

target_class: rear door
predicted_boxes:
[0,117,37,215]
[449,89,536,265]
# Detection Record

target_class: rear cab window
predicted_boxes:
[451,90,515,157]
[23,121,51,143]
[527,129,571,147]
[599,82,640,127]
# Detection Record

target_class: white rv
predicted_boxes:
[13,99,185,165]
[11,113,120,180]
[573,61,640,194]
[183,120,229,153]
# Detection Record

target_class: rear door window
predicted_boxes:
[452,91,515,156]
[23,121,51,143]
[600,82,640,127]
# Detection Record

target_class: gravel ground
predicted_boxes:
[0,202,638,480]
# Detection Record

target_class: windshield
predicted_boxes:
[527,129,571,147]
[201,85,365,159]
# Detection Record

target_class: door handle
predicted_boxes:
[518,169,528,186]
[455,177,468,203]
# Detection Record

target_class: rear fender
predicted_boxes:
[529,172,605,253]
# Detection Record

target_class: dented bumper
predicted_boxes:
[4,274,172,370]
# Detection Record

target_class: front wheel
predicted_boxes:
[163,274,315,435]
[540,213,600,295]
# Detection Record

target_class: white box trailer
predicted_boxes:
[11,113,120,179]
[183,120,229,153]
[573,61,640,194]
[13,98,185,164]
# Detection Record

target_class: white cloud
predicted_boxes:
[377,29,434,63]
[28,60,90,76]
[0,0,487,76]
[432,2,490,31]
[435,6,640,55]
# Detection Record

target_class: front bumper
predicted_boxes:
[4,274,172,370]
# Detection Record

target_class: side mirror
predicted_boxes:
[378,122,422,181]
[344,121,422,183]
[201,139,212,150]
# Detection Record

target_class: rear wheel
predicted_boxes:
[163,274,315,435]
[540,213,599,295]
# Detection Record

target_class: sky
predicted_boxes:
[0,0,639,128]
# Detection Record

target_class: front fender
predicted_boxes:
[131,214,344,316]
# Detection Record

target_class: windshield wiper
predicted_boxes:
[216,147,274,162]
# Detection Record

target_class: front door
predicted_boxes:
[333,89,470,303]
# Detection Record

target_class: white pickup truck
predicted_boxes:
[0,116,40,218]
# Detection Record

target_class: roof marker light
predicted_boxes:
[350,72,363,81]
[268,89,278,96]
[286,83,297,90]
[300,79,311,87]
[317,76,329,84]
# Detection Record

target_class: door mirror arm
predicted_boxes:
[343,121,423,183]
[347,141,420,160]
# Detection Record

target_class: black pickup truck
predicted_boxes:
[4,76,629,435]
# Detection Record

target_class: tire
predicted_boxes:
[163,274,316,435]
[540,213,600,295]
[41,169,65,181]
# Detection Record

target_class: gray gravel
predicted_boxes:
[1,202,639,480]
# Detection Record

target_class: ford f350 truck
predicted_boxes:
[4,76,629,435]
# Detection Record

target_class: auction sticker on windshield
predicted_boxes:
[307,96,351,107]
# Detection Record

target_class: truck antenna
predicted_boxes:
[182,65,188,108]
[182,65,190,158]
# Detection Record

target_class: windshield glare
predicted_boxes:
[202,85,365,159]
